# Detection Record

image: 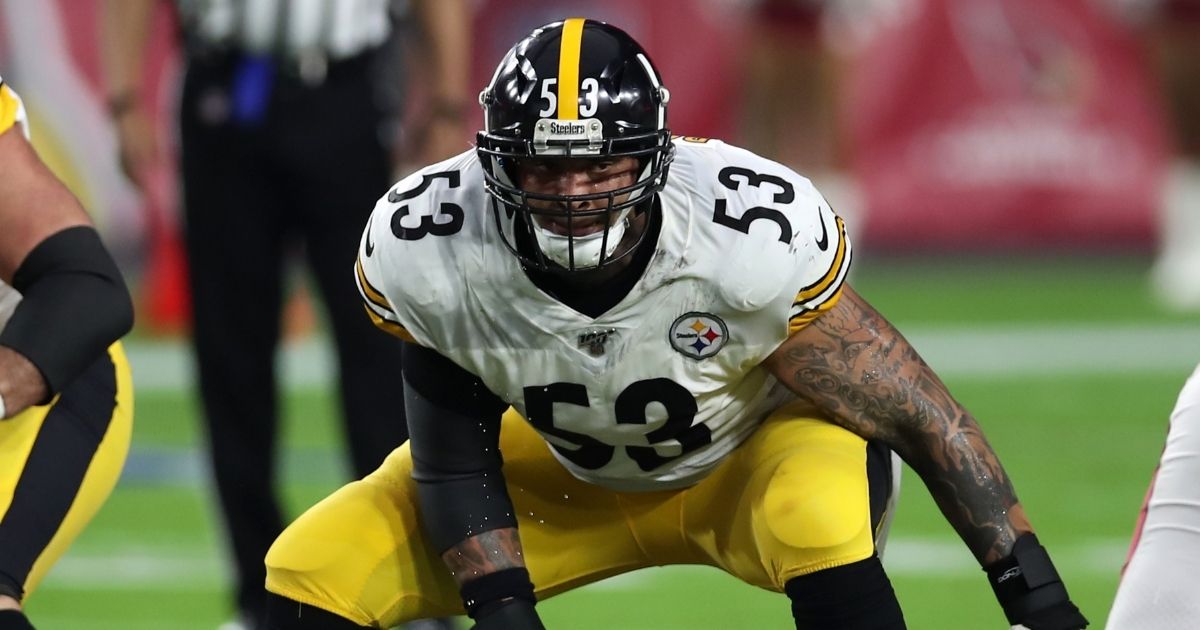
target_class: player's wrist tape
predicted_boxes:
[0,226,132,397]
[460,567,536,620]
[984,533,1081,627]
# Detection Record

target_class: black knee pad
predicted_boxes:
[784,556,906,630]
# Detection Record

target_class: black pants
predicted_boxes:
[179,52,408,623]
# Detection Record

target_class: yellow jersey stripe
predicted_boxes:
[363,305,416,343]
[788,287,843,335]
[0,83,20,136]
[556,18,586,120]
[355,256,392,313]
[795,215,848,303]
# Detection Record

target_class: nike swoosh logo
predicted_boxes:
[365,218,376,257]
[814,212,829,251]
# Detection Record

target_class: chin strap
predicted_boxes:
[532,207,632,271]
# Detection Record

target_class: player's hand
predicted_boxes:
[112,104,158,190]
[0,345,48,418]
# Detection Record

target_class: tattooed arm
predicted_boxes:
[442,528,527,585]
[764,284,1087,628]
[764,283,1028,564]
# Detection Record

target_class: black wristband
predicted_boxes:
[471,598,546,630]
[985,533,1069,625]
[460,567,536,620]
[0,226,133,395]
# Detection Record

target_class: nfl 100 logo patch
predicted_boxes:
[577,327,618,357]
[669,312,728,360]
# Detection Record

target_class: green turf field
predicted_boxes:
[22,255,1199,629]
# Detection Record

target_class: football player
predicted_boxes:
[1106,361,1200,628]
[0,77,134,629]
[263,19,1088,630]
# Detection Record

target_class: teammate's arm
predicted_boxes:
[403,344,545,630]
[0,115,133,417]
[763,284,1087,629]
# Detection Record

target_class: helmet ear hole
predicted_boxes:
[476,18,672,273]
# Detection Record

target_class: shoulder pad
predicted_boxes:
[670,140,851,324]
[354,150,485,344]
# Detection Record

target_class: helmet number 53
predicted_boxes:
[538,77,600,118]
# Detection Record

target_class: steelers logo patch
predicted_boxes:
[669,312,728,360]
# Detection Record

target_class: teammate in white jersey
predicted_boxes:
[1106,362,1200,629]
[263,19,1087,630]
[0,77,134,630]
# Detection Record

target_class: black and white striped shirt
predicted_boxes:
[177,0,393,61]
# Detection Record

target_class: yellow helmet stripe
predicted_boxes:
[556,18,586,120]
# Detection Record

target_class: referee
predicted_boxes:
[100,2,470,629]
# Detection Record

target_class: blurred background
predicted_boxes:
[2,0,1198,627]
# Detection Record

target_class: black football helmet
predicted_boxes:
[476,18,673,273]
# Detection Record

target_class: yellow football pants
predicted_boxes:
[0,342,133,600]
[266,402,896,627]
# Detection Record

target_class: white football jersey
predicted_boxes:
[0,76,30,331]
[357,138,851,491]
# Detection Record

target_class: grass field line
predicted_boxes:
[39,537,1126,590]
[124,323,1200,393]
[120,445,346,485]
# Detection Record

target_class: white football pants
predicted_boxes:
[1107,362,1200,629]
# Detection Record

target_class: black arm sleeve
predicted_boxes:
[0,226,134,395]
[403,343,516,554]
